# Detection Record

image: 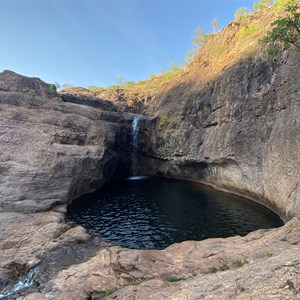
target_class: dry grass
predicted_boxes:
[60,7,278,108]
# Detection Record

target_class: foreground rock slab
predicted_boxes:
[1,210,298,299]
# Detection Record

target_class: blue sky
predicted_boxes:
[0,0,256,88]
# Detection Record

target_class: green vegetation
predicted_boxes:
[238,23,262,39]
[28,88,36,98]
[80,60,184,94]
[218,263,230,271]
[235,7,249,24]
[207,266,218,274]
[115,76,135,87]
[210,43,230,58]
[125,280,140,286]
[62,0,298,98]
[48,84,57,96]
[160,114,170,126]
[104,288,117,297]
[166,275,184,282]
[192,28,210,49]
[206,259,249,274]
[212,18,219,33]
[186,27,211,63]
[88,85,105,91]
[28,89,37,108]
[261,0,300,60]
[273,0,293,12]
[162,61,184,81]
[253,0,273,12]
[231,259,249,268]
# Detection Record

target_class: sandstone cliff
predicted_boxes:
[139,49,300,222]
[59,86,155,114]
[0,5,299,300]
[0,70,134,213]
[138,17,300,222]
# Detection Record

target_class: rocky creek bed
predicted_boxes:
[0,210,299,299]
[0,43,299,299]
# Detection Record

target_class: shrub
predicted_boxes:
[238,23,261,39]
[28,89,36,98]
[192,27,210,49]
[205,260,248,274]
[104,288,117,296]
[218,263,230,271]
[207,266,218,273]
[48,84,57,96]
[231,259,248,268]
[126,280,140,286]
[273,0,293,11]
[166,275,184,282]
[253,0,273,12]
[235,7,249,24]
[261,1,300,60]
[185,27,211,63]
[88,85,105,91]
[115,76,135,87]
[212,18,219,33]
[160,114,170,126]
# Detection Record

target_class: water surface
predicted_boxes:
[67,177,283,249]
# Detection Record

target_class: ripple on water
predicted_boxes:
[67,177,284,250]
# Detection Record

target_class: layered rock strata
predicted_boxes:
[0,47,299,299]
[140,49,300,222]
[0,70,134,213]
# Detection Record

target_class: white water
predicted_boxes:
[0,269,35,299]
[131,115,144,176]
[126,175,150,181]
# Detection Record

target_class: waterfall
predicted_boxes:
[131,114,144,177]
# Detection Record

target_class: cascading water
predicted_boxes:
[0,269,35,299]
[131,114,144,177]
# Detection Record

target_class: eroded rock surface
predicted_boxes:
[1,213,297,300]
[60,87,154,114]
[140,49,300,222]
[0,70,133,213]
[0,30,299,300]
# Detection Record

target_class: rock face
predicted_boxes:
[1,211,298,300]
[0,70,134,213]
[0,17,300,299]
[60,86,154,114]
[94,87,154,113]
[60,92,119,112]
[139,49,300,222]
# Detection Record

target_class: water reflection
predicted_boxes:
[67,177,283,249]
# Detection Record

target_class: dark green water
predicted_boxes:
[67,176,283,250]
